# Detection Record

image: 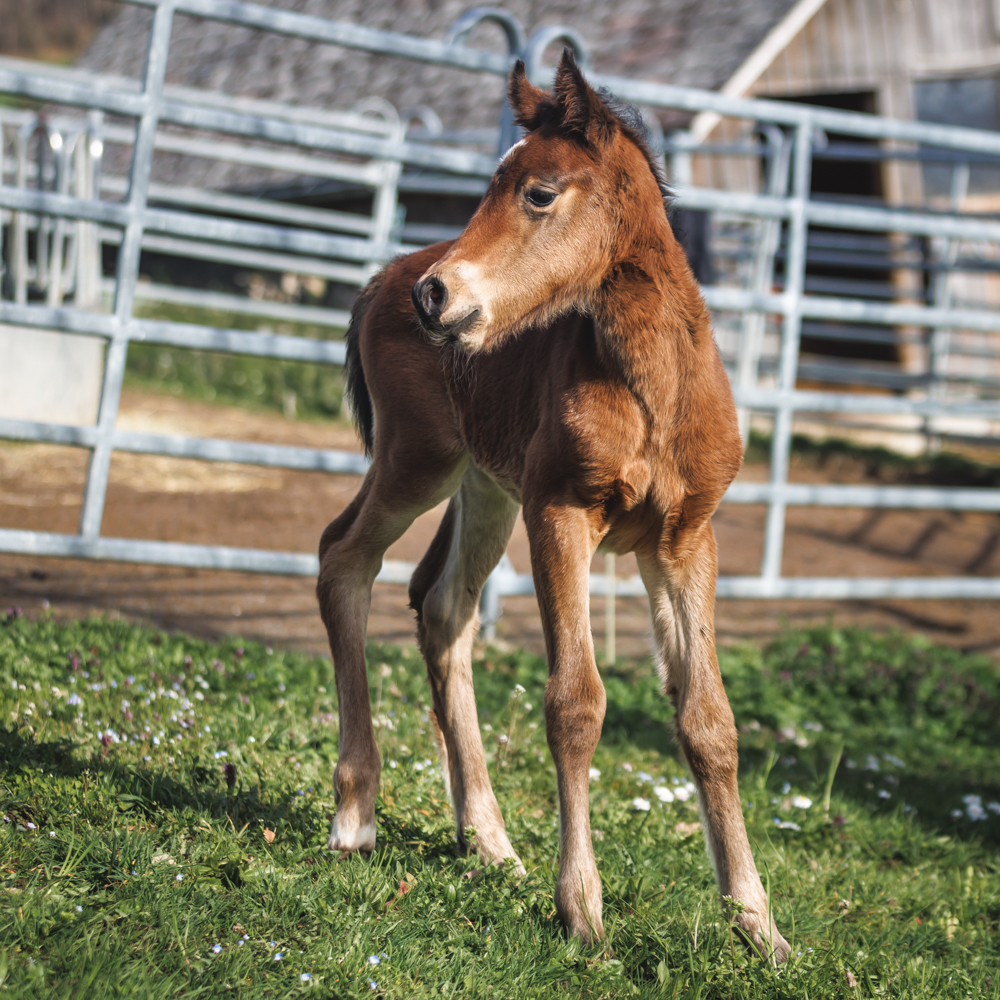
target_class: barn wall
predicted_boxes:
[751,0,1000,206]
[746,0,1000,378]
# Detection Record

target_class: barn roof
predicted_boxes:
[81,0,800,132]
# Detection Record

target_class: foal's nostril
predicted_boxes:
[413,275,448,324]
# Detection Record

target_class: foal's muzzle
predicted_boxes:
[411,275,480,344]
[412,275,448,331]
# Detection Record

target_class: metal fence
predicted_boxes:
[2,0,1000,635]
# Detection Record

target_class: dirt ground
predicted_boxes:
[2,389,1000,659]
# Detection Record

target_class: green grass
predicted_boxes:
[746,428,1000,488]
[124,302,346,420]
[1,612,999,998]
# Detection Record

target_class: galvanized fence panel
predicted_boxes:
[1,0,1000,639]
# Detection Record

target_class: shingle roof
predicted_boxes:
[81,0,799,131]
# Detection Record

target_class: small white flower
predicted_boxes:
[368,955,381,966]
[497,734,509,745]
[588,767,601,781]
[300,973,311,981]
[632,797,651,812]
[878,790,891,800]
[511,684,525,698]
[75,905,83,913]
[654,786,674,803]
[273,952,283,961]
[964,794,987,821]
[792,795,812,809]
[773,820,801,831]
[673,783,695,802]
[26,822,36,830]
[389,760,397,769]
[248,736,255,743]
[49,830,56,837]
[175,873,184,881]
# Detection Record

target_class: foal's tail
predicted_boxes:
[344,273,383,458]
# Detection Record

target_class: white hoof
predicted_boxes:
[328,817,376,853]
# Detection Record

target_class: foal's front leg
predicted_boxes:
[638,525,791,964]
[524,499,606,943]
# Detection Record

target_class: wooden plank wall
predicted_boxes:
[751,0,1000,206]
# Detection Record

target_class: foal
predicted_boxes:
[317,51,790,962]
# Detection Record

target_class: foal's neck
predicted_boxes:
[592,223,708,402]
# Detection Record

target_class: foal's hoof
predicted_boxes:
[465,826,525,876]
[327,816,376,853]
[555,878,604,946]
[568,916,605,947]
[738,918,791,965]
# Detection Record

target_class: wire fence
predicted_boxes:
[2,0,1000,640]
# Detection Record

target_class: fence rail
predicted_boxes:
[2,0,1000,641]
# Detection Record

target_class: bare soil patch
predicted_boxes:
[2,390,999,657]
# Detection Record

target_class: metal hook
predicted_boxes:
[447,7,528,158]
[446,6,527,57]
[401,106,444,139]
[523,25,592,85]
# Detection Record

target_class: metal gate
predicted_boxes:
[2,0,1000,632]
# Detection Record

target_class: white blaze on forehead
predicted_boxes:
[498,138,526,165]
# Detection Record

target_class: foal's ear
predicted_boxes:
[508,60,551,131]
[553,49,617,145]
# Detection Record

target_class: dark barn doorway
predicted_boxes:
[774,91,909,378]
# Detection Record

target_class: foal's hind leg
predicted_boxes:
[637,524,791,964]
[409,465,522,867]
[317,457,466,853]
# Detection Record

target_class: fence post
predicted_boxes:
[759,122,813,587]
[78,0,176,540]
[735,125,790,445]
[605,553,616,665]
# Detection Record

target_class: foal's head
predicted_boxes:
[412,50,672,352]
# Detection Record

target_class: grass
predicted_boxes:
[124,302,346,420]
[1,612,999,998]
[745,428,1000,488]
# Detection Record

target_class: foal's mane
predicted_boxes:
[592,89,671,213]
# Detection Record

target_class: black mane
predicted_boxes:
[596,88,672,209]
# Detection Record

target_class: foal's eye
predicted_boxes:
[525,188,557,208]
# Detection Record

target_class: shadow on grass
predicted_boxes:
[0,723,315,838]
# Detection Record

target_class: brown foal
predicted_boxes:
[316,51,790,962]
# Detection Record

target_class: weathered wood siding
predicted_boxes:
[753,0,1000,101]
[750,0,1000,205]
